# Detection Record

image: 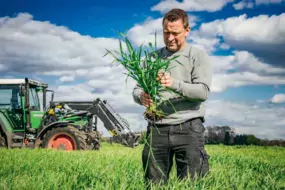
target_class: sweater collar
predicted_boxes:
[162,43,190,57]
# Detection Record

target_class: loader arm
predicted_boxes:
[55,98,140,148]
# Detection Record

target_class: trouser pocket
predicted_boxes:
[199,148,210,177]
[189,118,205,134]
[188,118,210,177]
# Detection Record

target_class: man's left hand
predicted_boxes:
[157,72,173,87]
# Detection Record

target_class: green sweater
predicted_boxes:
[132,43,213,125]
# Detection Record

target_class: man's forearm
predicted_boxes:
[171,79,210,101]
[169,48,212,102]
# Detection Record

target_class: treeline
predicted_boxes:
[205,126,285,147]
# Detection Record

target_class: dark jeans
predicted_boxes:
[142,117,210,186]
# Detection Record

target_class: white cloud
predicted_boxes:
[219,43,230,50]
[97,112,146,137]
[271,94,285,103]
[210,54,236,74]
[210,51,285,92]
[126,17,164,48]
[0,13,141,107]
[188,32,221,53]
[51,84,106,101]
[205,100,285,140]
[233,0,284,10]
[199,13,285,44]
[197,13,285,68]
[231,51,285,74]
[233,1,254,10]
[0,13,120,75]
[255,0,285,5]
[50,76,142,112]
[212,71,285,92]
[59,76,75,83]
[151,0,234,13]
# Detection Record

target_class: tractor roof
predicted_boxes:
[0,79,48,88]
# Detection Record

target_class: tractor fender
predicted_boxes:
[36,121,71,140]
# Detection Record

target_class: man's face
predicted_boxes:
[163,19,190,52]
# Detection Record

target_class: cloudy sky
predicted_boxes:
[0,0,284,140]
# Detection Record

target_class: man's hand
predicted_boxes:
[157,72,173,87]
[140,91,153,107]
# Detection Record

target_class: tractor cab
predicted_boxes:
[0,78,51,133]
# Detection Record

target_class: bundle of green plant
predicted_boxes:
[104,34,180,121]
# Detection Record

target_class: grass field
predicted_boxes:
[0,143,284,190]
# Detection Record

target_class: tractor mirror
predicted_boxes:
[19,85,25,96]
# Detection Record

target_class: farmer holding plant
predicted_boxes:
[132,8,213,186]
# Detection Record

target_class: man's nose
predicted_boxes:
[167,34,174,41]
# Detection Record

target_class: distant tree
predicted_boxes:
[242,134,247,145]
[234,135,240,145]
[268,139,285,146]
[234,134,247,145]
[281,140,285,147]
[216,126,226,143]
[205,126,235,145]
[224,131,230,145]
[261,138,270,146]
[246,134,261,145]
[205,126,217,144]
[204,126,285,147]
[229,128,236,144]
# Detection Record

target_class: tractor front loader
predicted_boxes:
[0,78,140,151]
[53,99,140,148]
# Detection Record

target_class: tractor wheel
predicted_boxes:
[0,133,7,148]
[42,125,87,151]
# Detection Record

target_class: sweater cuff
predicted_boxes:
[171,79,180,91]
[133,88,143,105]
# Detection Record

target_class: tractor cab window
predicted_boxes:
[29,87,40,111]
[0,85,21,109]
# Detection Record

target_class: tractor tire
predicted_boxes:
[42,125,87,151]
[0,132,7,148]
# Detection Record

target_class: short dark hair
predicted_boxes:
[163,8,189,29]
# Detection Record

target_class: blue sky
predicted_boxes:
[0,0,285,139]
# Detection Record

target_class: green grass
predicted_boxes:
[0,143,284,190]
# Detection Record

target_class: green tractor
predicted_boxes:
[0,78,139,151]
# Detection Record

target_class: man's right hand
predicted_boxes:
[140,91,153,107]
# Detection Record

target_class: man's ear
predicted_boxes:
[185,26,190,37]
[187,25,190,31]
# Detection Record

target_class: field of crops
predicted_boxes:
[0,143,284,190]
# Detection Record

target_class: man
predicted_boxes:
[132,8,212,185]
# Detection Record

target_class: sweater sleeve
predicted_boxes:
[132,83,144,105]
[171,49,212,101]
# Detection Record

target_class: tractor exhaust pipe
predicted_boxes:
[43,87,46,111]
